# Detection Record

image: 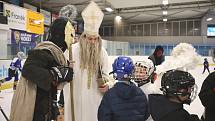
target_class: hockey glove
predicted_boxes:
[51,66,73,83]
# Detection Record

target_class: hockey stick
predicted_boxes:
[0,105,9,121]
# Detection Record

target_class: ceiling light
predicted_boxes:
[194,28,199,31]
[163,0,168,5]
[105,7,113,12]
[206,17,213,21]
[115,15,122,21]
[163,18,167,22]
[163,11,168,15]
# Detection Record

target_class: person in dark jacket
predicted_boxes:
[199,72,215,121]
[98,56,149,121]
[202,58,210,74]
[9,17,74,121]
[148,45,165,66]
[149,70,201,121]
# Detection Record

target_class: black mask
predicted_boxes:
[47,17,70,52]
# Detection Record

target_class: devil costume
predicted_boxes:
[9,17,74,121]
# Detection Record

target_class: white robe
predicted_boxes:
[64,43,109,121]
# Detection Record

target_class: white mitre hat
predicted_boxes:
[81,1,104,36]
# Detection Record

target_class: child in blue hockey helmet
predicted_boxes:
[98,56,149,121]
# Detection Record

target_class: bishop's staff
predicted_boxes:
[69,35,75,121]
[59,5,77,121]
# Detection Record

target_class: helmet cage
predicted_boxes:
[161,80,197,105]
[160,69,197,104]
[133,60,155,85]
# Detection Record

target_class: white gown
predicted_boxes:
[64,43,109,121]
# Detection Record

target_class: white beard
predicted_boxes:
[79,35,101,74]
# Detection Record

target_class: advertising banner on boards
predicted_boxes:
[26,10,44,34]
[4,3,26,31]
[11,29,38,54]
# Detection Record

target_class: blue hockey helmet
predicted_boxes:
[112,56,134,80]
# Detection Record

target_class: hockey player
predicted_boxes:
[202,58,210,74]
[98,56,149,121]
[133,59,157,121]
[0,51,26,90]
[148,70,201,121]
[9,17,74,121]
[134,59,157,87]
[199,72,215,121]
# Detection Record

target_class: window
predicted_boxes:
[194,20,201,36]
[164,22,172,36]
[124,25,130,36]
[180,21,186,36]
[158,23,164,36]
[137,24,143,36]
[144,24,150,36]
[151,23,157,36]
[173,22,179,36]
[131,24,137,36]
[187,21,194,36]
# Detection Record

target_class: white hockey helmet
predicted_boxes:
[135,59,155,76]
[17,51,26,60]
[134,59,156,86]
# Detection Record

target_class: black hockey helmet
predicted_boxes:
[160,69,197,104]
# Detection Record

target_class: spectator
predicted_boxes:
[148,46,165,66]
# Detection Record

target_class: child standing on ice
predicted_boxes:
[98,56,149,121]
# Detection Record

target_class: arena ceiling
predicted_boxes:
[24,0,215,23]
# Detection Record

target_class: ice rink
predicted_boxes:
[0,56,213,121]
